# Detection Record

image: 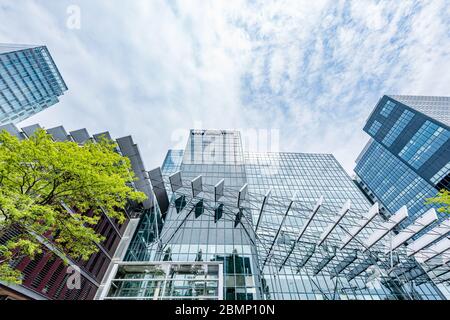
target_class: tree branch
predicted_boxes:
[38,179,59,206]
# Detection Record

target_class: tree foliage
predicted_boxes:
[426,189,450,215]
[0,129,146,283]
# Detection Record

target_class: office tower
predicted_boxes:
[0,123,153,300]
[0,44,67,125]
[355,95,450,223]
[100,129,449,300]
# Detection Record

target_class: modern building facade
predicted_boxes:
[0,44,67,125]
[355,95,450,224]
[99,129,450,300]
[0,123,153,300]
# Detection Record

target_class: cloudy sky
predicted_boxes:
[1,0,449,174]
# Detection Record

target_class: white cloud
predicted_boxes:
[350,0,388,31]
[0,0,448,175]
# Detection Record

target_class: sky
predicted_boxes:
[1,0,449,175]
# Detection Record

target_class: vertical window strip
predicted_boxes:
[368,120,382,136]
[399,121,450,169]
[380,100,396,117]
[430,161,450,184]
[382,110,415,147]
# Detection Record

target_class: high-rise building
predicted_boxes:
[0,44,67,125]
[98,129,449,300]
[354,95,450,224]
[0,123,153,300]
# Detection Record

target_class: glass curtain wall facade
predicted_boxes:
[0,44,67,125]
[120,130,261,300]
[244,152,445,300]
[355,95,450,224]
[245,152,375,299]
[106,262,223,300]
[155,130,261,300]
[104,129,448,300]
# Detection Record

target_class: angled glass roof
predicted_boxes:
[0,43,40,55]
[388,95,450,127]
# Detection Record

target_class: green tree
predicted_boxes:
[426,189,450,215]
[0,129,147,283]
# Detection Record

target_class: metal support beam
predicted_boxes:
[413,257,450,284]
[255,188,272,233]
[414,237,450,264]
[435,274,450,285]
[161,203,196,252]
[263,193,297,268]
[389,262,418,279]
[432,263,450,282]
[235,210,258,249]
[346,255,378,282]
[234,208,244,228]
[363,206,408,252]
[385,208,438,254]
[279,196,323,270]
[406,219,450,257]
[318,200,351,247]
[331,250,358,278]
[426,254,450,271]
[297,196,324,242]
[313,246,336,275]
[214,204,224,223]
[296,244,316,272]
[385,252,402,275]
[340,203,378,250]
[194,200,204,218]
[404,267,427,282]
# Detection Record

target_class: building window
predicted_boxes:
[382,110,415,147]
[380,100,396,117]
[399,121,450,169]
[430,161,450,185]
[368,120,382,136]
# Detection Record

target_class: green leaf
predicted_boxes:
[0,129,147,283]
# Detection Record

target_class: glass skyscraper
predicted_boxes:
[99,129,449,300]
[355,95,450,224]
[0,44,67,125]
